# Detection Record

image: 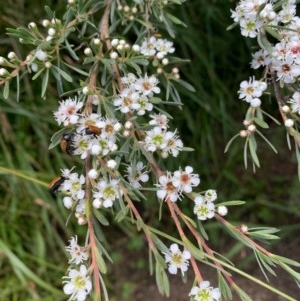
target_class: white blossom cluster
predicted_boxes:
[63,236,92,301]
[232,0,300,119]
[231,0,296,38]
[140,36,175,60]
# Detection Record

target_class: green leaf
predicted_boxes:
[63,62,89,76]
[249,135,260,167]
[41,68,49,98]
[216,200,245,207]
[65,40,79,60]
[3,81,9,99]
[253,117,269,129]
[218,272,233,300]
[93,209,109,226]
[52,65,73,82]
[173,78,196,92]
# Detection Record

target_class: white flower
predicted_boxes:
[98,117,122,137]
[131,94,153,115]
[155,38,175,58]
[163,243,191,275]
[163,130,183,157]
[140,36,158,56]
[121,73,137,86]
[149,113,169,130]
[54,97,83,126]
[144,126,167,152]
[113,88,139,113]
[189,281,221,301]
[238,77,267,102]
[93,178,119,208]
[61,172,86,200]
[133,75,161,97]
[126,161,149,188]
[172,166,200,193]
[193,196,215,220]
[288,91,300,114]
[72,134,91,159]
[251,49,271,69]
[156,173,182,202]
[63,265,92,301]
[272,54,300,83]
[65,236,89,265]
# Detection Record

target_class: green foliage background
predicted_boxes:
[0,0,299,300]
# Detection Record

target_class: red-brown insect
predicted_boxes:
[60,133,75,155]
[49,176,65,197]
[85,125,101,136]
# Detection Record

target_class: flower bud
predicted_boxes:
[8,52,16,60]
[282,105,290,113]
[239,130,248,137]
[93,38,101,45]
[82,86,89,95]
[0,68,9,77]
[35,49,47,61]
[110,51,118,59]
[28,22,36,29]
[162,58,169,65]
[132,44,140,52]
[45,61,52,68]
[48,28,56,36]
[84,47,92,56]
[284,119,294,128]
[247,124,256,132]
[107,159,117,169]
[42,19,50,27]
[88,169,98,179]
[217,205,228,216]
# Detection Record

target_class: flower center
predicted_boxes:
[103,185,116,199]
[172,253,183,265]
[197,288,211,301]
[74,275,86,289]
[153,134,164,146]
[180,173,191,185]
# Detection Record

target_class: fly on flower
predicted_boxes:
[49,176,65,197]
[60,133,75,155]
[85,125,102,136]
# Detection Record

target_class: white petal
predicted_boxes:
[168,264,177,274]
[63,282,75,295]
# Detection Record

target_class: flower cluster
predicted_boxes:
[140,36,175,60]
[113,73,159,115]
[231,0,296,38]
[63,236,92,301]
[232,0,300,84]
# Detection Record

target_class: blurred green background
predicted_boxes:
[0,0,299,300]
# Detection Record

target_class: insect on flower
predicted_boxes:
[49,176,65,197]
[85,125,101,136]
[60,133,75,155]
